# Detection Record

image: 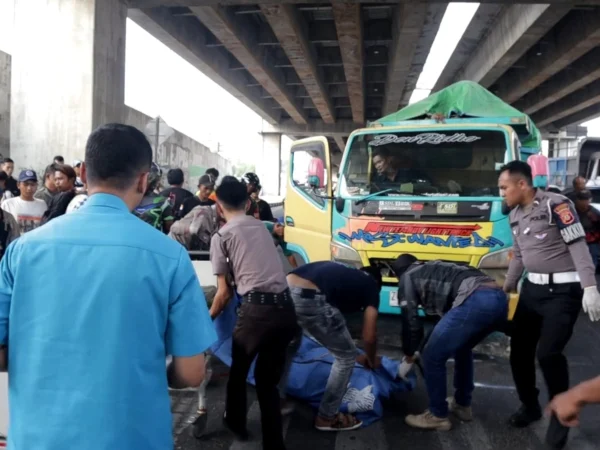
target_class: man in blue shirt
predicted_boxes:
[0,123,217,450]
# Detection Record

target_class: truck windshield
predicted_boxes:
[340,129,508,198]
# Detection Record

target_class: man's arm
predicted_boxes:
[4,212,20,244]
[166,248,218,388]
[209,275,232,319]
[361,305,379,368]
[546,375,600,427]
[399,271,423,358]
[504,221,524,292]
[209,233,233,319]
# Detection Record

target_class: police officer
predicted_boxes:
[499,161,600,449]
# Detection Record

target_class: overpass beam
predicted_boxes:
[261,4,334,124]
[534,79,600,127]
[452,4,569,88]
[333,136,346,154]
[382,3,429,115]
[547,102,600,131]
[513,48,600,115]
[495,8,600,103]
[191,6,307,124]
[11,0,126,169]
[258,132,282,196]
[332,4,364,124]
[263,119,357,138]
[129,8,280,125]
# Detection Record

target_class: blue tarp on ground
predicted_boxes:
[210,293,416,427]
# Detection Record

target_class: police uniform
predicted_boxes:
[504,189,600,447]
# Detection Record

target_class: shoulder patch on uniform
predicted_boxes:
[553,203,575,226]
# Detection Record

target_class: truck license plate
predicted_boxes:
[389,290,399,307]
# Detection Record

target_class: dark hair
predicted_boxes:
[55,164,77,181]
[1,158,13,165]
[499,160,533,186]
[573,176,586,188]
[206,168,220,179]
[215,176,247,210]
[360,266,383,290]
[371,147,391,159]
[85,123,152,190]
[167,168,184,186]
[576,189,592,201]
[0,171,8,182]
[53,155,64,163]
[44,163,59,179]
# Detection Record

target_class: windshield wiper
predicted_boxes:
[355,189,424,205]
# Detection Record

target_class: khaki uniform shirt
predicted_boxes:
[504,189,596,290]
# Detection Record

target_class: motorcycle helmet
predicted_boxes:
[241,172,261,193]
[147,162,163,193]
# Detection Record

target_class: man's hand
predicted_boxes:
[546,391,583,427]
[582,286,600,322]
[398,352,419,380]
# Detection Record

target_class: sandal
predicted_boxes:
[315,413,362,431]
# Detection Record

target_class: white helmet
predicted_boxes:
[66,194,88,214]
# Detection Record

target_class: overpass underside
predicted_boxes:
[8,0,600,182]
[128,1,600,161]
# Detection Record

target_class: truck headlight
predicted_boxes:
[331,240,363,268]
[478,248,513,269]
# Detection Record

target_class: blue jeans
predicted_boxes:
[423,288,508,418]
[279,287,357,419]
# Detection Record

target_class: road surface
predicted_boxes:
[171,314,600,450]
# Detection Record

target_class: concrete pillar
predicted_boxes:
[10,0,127,171]
[0,51,10,159]
[258,132,282,196]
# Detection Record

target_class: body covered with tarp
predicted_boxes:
[376,80,541,150]
[210,294,416,427]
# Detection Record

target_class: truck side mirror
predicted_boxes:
[335,197,345,213]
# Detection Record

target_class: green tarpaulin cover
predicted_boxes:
[375,80,541,149]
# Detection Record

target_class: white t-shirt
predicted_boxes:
[2,197,48,235]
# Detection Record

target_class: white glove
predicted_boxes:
[398,352,419,380]
[583,286,600,322]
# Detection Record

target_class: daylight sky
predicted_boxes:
[2,1,600,162]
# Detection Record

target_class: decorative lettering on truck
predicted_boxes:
[337,223,504,249]
[368,133,482,147]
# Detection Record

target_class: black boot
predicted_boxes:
[223,412,249,441]
[508,404,542,428]
[545,413,569,449]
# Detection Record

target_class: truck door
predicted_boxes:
[285,137,333,263]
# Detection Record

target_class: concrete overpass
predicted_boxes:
[7,0,600,189]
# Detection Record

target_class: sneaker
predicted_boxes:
[405,410,452,431]
[508,405,542,428]
[447,397,473,422]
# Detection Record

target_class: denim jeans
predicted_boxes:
[423,287,508,418]
[279,287,357,419]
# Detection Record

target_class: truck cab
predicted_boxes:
[284,119,535,316]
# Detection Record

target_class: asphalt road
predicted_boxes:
[170,313,600,450]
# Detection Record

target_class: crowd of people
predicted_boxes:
[0,124,599,450]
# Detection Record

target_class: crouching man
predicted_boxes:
[281,261,382,432]
[394,255,508,431]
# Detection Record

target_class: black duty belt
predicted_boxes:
[244,290,292,306]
